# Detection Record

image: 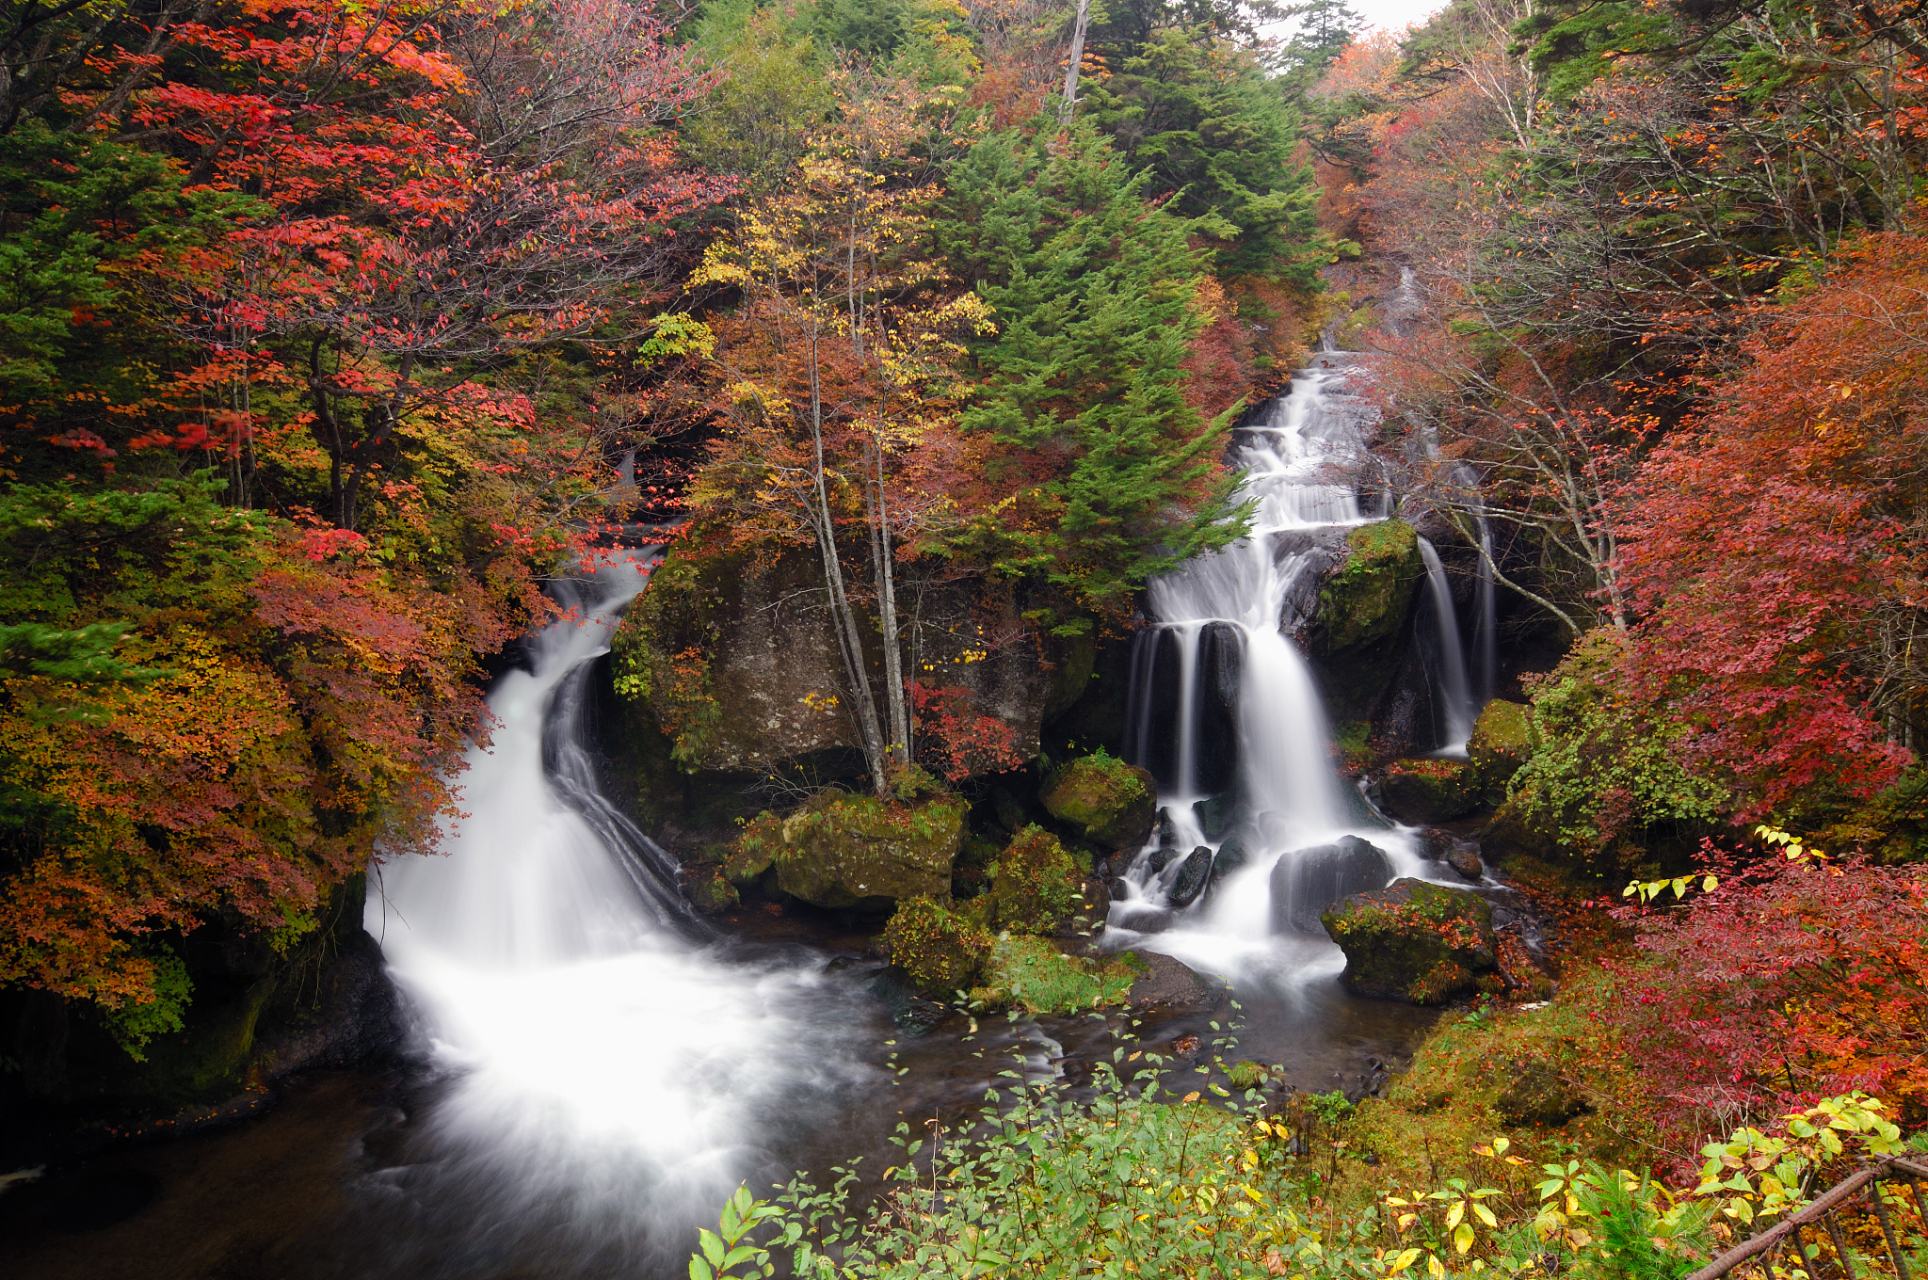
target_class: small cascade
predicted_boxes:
[363,555,871,1275]
[1113,360,1434,982]
[1417,536,1478,755]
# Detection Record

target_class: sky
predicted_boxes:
[1352,0,1444,34]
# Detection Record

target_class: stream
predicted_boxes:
[0,357,1487,1280]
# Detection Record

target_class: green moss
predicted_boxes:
[987,825,1085,934]
[1314,520,1423,654]
[1038,749,1157,848]
[969,935,1144,1014]
[882,896,994,994]
[1321,878,1496,1004]
[688,870,739,914]
[1379,757,1480,823]
[609,552,724,770]
[729,788,968,909]
[1468,699,1535,803]
[1225,1059,1269,1089]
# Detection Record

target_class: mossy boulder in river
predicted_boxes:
[1305,520,1425,720]
[988,825,1089,935]
[1320,878,1497,1004]
[1378,757,1481,823]
[729,786,967,910]
[1039,751,1157,849]
[882,896,995,995]
[1468,699,1535,803]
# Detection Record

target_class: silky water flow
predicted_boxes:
[1110,357,1476,990]
[359,555,875,1278]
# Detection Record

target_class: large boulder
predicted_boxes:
[1305,520,1426,721]
[611,550,1064,780]
[731,787,968,910]
[881,896,994,995]
[1468,700,1535,804]
[1320,878,1497,1004]
[1167,846,1214,908]
[1040,753,1158,850]
[988,826,1089,935]
[1378,757,1481,823]
[1270,835,1394,933]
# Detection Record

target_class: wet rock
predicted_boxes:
[735,785,968,910]
[1444,839,1484,882]
[1270,836,1394,933]
[1378,758,1481,824]
[1147,845,1178,873]
[1040,754,1158,850]
[1168,846,1214,908]
[880,896,994,996]
[868,967,950,1034]
[1211,835,1250,883]
[1305,520,1427,720]
[1320,878,1497,1004]
[1193,792,1235,841]
[1496,1061,1589,1126]
[1124,951,1219,1012]
[1468,699,1536,803]
[1078,874,1111,929]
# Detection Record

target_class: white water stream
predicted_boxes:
[1110,356,1484,984]
[364,556,872,1273]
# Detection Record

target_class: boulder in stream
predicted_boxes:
[1377,758,1481,824]
[1269,835,1394,933]
[1039,753,1157,850]
[987,825,1087,935]
[1167,846,1214,908]
[881,896,994,995]
[1320,878,1497,1004]
[733,786,968,910]
[1193,792,1235,841]
[1468,699,1536,803]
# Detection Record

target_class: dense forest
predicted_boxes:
[3,0,1928,1275]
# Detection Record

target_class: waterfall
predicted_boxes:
[1113,359,1432,983]
[1417,537,1478,755]
[362,555,870,1275]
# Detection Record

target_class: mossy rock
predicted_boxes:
[1320,878,1497,1004]
[882,896,994,995]
[1468,700,1535,803]
[1482,792,1559,866]
[730,788,968,910]
[1039,751,1157,849]
[988,826,1086,934]
[687,870,739,914]
[1314,520,1424,654]
[968,935,1144,1014]
[1378,758,1481,823]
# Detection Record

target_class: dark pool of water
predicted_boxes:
[0,932,1439,1280]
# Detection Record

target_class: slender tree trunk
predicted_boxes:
[1060,0,1091,122]
[806,331,890,795]
[868,436,909,766]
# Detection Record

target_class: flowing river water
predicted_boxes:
[1,358,1492,1279]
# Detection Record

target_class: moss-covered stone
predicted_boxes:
[1378,757,1481,823]
[1320,878,1497,1004]
[1039,751,1157,849]
[687,870,739,914]
[1315,520,1424,652]
[968,935,1144,1014]
[729,787,968,910]
[1482,792,1559,866]
[882,896,994,994]
[988,825,1085,934]
[1468,699,1535,803]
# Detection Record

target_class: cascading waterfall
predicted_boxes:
[361,555,871,1277]
[1472,513,1498,704]
[1417,536,1478,755]
[1111,358,1434,982]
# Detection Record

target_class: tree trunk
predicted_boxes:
[1060,0,1092,122]
[806,332,890,795]
[867,437,910,767]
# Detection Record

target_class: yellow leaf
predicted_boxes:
[1389,1248,1422,1274]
